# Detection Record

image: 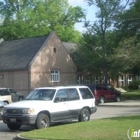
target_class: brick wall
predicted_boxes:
[29,32,77,90]
[0,70,29,96]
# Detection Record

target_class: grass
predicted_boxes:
[121,90,140,100]
[20,115,140,140]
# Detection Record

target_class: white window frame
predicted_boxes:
[136,76,140,80]
[119,75,125,86]
[127,75,132,85]
[51,70,60,82]
[94,76,99,84]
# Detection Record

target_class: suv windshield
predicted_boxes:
[25,89,56,101]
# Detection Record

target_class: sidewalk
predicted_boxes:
[98,99,140,107]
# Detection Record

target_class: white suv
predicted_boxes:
[1,86,97,130]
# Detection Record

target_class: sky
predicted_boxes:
[68,0,97,33]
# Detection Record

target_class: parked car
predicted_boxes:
[85,84,121,104]
[0,88,24,104]
[0,101,7,120]
[1,85,97,130]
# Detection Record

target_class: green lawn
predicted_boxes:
[121,90,140,100]
[20,115,140,140]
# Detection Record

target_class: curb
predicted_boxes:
[15,134,37,140]
[98,104,140,107]
[97,100,140,107]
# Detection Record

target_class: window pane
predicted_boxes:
[55,89,68,102]
[51,70,60,82]
[68,88,80,100]
[79,88,94,99]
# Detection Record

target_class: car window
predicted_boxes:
[68,88,80,101]
[103,86,107,90]
[107,86,114,91]
[55,89,68,102]
[0,90,4,95]
[87,85,95,91]
[96,85,102,90]
[79,88,94,99]
[5,90,10,95]
[25,89,56,100]
[0,90,10,96]
[8,89,16,93]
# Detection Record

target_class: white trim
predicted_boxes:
[51,70,60,82]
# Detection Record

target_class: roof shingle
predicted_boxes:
[0,36,48,71]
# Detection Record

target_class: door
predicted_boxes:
[51,89,70,121]
[107,85,116,100]
[66,88,81,118]
[8,89,19,102]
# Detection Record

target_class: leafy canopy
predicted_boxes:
[0,0,85,43]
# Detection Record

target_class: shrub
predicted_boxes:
[128,80,140,90]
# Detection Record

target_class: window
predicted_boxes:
[8,89,16,94]
[119,75,125,86]
[68,88,80,100]
[103,86,107,90]
[127,75,132,85]
[96,85,102,90]
[51,70,60,82]
[53,48,56,53]
[25,89,56,100]
[136,76,140,80]
[94,76,99,84]
[79,88,93,99]
[107,85,114,91]
[0,90,10,95]
[55,89,68,102]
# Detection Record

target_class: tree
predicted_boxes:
[0,0,85,43]
[112,0,140,75]
[84,0,129,84]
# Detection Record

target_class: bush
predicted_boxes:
[128,80,140,90]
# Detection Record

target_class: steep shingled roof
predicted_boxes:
[62,42,77,54]
[0,35,49,71]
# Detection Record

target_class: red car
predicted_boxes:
[85,84,121,104]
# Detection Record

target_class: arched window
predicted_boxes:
[53,48,56,53]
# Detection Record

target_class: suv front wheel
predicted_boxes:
[35,113,50,129]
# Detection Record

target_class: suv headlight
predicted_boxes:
[2,108,7,115]
[22,108,34,114]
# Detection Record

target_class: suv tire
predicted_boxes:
[116,96,121,102]
[78,108,90,122]
[99,96,105,104]
[7,124,21,130]
[35,113,50,129]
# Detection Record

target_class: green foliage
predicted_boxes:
[112,0,140,74]
[121,91,140,99]
[110,36,140,74]
[115,0,140,38]
[128,80,140,90]
[0,0,85,43]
